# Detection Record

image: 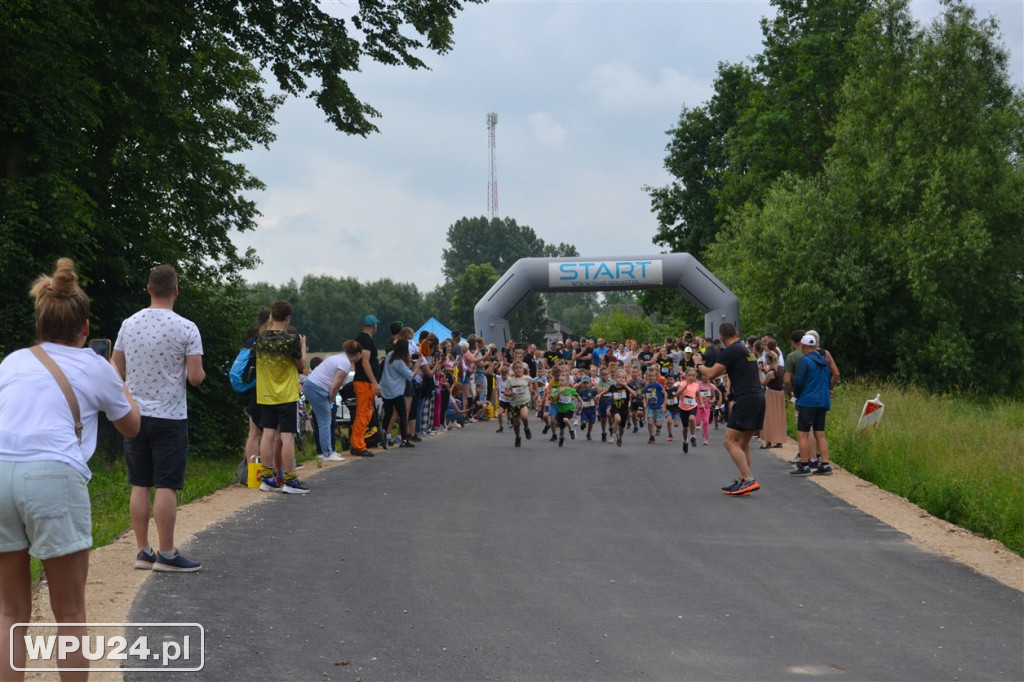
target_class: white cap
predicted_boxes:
[800,334,818,347]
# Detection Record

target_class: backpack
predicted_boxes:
[229,347,256,393]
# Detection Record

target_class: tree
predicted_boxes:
[707,0,1024,394]
[449,264,499,334]
[645,63,755,259]
[1,0,482,457]
[647,0,869,259]
[441,216,594,342]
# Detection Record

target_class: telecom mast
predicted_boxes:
[487,112,498,219]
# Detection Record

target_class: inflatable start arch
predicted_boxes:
[473,253,739,346]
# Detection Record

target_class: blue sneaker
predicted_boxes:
[153,550,201,573]
[721,479,742,493]
[259,476,281,492]
[134,548,157,570]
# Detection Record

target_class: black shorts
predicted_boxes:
[124,417,189,490]
[246,391,263,425]
[727,394,765,432]
[797,406,829,433]
[680,408,696,422]
[259,401,299,434]
[499,400,511,412]
[404,380,416,398]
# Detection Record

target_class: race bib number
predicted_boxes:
[683,396,697,407]
[699,390,712,398]
[646,389,657,398]
[666,397,678,405]
[559,395,573,404]
[613,391,627,400]
[512,386,525,394]
[581,400,594,408]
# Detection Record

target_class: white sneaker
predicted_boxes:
[453,422,463,428]
[323,453,344,462]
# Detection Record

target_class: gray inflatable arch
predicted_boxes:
[474,253,740,346]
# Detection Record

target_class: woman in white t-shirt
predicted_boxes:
[304,340,362,461]
[0,258,140,678]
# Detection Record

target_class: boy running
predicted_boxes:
[576,375,599,440]
[549,368,581,447]
[643,368,666,444]
[504,361,536,447]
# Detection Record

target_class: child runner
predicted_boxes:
[504,361,536,447]
[541,367,560,440]
[696,371,716,446]
[664,378,680,442]
[597,369,637,447]
[596,366,614,442]
[576,375,598,440]
[643,368,666,444]
[549,368,581,447]
[628,366,644,433]
[495,364,510,433]
[677,369,700,453]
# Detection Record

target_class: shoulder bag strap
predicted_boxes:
[31,345,83,444]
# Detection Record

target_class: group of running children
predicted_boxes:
[468,355,727,451]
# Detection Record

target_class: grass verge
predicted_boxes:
[821,381,1023,556]
[31,441,320,582]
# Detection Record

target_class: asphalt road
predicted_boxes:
[128,420,1024,681]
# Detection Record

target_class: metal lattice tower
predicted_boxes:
[487,112,498,219]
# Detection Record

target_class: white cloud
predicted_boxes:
[582,61,711,112]
[527,112,567,148]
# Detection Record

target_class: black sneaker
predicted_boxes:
[791,464,813,477]
[350,449,374,458]
[690,435,697,447]
[721,479,742,493]
[524,426,532,440]
[569,428,576,440]
[558,435,565,447]
[647,436,655,444]
[586,433,592,441]
[399,441,416,448]
[549,434,557,442]
[682,440,688,453]
[813,463,833,475]
[542,424,550,435]
[616,432,623,447]
[515,436,522,447]
[601,432,607,442]
[496,427,504,433]
[632,425,638,433]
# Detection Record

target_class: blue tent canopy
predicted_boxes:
[413,317,453,343]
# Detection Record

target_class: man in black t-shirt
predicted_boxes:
[351,314,381,457]
[697,322,764,496]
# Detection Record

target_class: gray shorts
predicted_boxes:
[0,459,92,560]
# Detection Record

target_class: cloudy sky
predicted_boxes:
[233,0,1023,292]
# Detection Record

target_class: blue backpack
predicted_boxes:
[229,347,256,393]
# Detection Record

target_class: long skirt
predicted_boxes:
[761,388,788,444]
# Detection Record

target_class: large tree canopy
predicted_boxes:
[706,0,1024,394]
[1,0,481,455]
[646,0,869,260]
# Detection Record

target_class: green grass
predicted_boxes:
[30,444,322,582]
[821,381,1024,556]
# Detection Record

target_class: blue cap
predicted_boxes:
[363,314,380,326]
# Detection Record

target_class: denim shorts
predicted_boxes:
[0,459,92,560]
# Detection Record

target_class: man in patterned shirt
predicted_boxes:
[113,265,205,572]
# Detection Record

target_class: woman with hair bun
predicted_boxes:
[0,258,140,680]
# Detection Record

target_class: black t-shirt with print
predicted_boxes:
[717,341,761,399]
